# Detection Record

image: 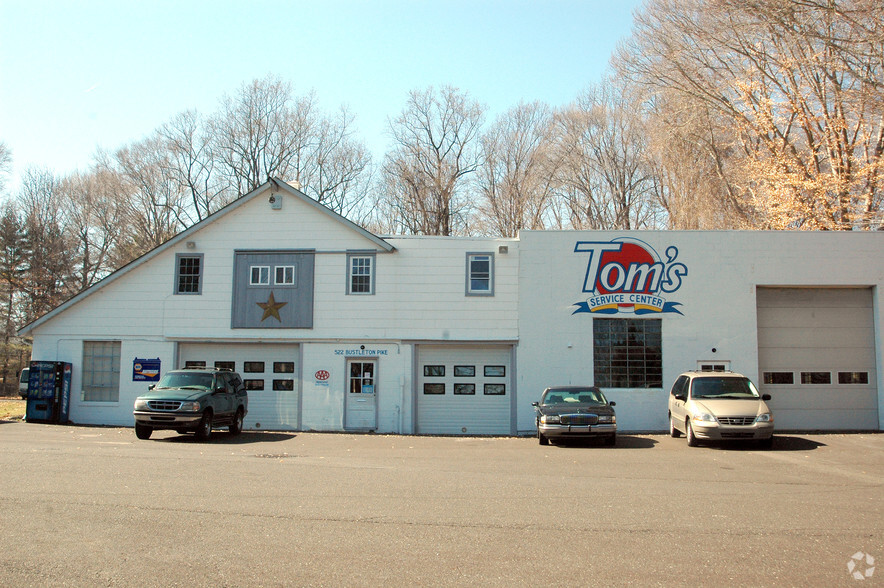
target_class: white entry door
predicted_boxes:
[345,360,377,430]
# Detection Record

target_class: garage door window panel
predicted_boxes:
[801,372,832,384]
[454,383,475,395]
[424,383,445,394]
[838,372,869,384]
[763,372,795,385]
[244,380,264,391]
[274,362,295,373]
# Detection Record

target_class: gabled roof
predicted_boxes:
[18,179,394,336]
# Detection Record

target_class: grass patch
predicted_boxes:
[0,398,26,420]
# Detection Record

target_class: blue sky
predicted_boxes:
[0,0,642,188]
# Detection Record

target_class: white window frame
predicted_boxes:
[347,253,375,295]
[466,252,494,296]
[250,265,270,286]
[275,265,296,286]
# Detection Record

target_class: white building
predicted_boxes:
[20,180,884,434]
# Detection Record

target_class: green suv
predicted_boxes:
[133,367,248,440]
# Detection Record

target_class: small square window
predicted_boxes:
[424,365,445,377]
[484,383,506,395]
[763,372,794,385]
[454,383,476,395]
[250,266,270,286]
[274,362,295,374]
[423,383,445,395]
[800,372,831,384]
[838,372,869,384]
[454,365,475,377]
[275,265,296,286]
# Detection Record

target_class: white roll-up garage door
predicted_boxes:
[756,287,878,430]
[416,344,513,435]
[178,343,300,431]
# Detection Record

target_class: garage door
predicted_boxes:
[416,345,513,435]
[756,287,878,430]
[178,343,300,431]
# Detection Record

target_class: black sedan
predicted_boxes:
[532,386,616,446]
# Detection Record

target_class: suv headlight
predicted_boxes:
[180,401,201,412]
[134,398,149,411]
[692,412,717,423]
[755,413,773,423]
[540,415,561,424]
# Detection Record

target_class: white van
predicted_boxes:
[18,367,29,399]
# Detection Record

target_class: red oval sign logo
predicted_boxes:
[315,370,330,381]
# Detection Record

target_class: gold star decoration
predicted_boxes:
[256,291,287,322]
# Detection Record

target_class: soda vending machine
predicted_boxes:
[25,361,72,424]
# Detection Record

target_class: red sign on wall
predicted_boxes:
[314,370,330,381]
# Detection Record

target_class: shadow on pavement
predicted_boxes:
[549,434,658,449]
[157,431,297,444]
[707,435,826,452]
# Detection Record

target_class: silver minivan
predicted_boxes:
[668,371,773,448]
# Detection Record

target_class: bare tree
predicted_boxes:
[211,75,319,196]
[381,86,485,235]
[550,82,663,230]
[616,0,884,230]
[158,110,231,223]
[0,142,11,194]
[475,102,559,236]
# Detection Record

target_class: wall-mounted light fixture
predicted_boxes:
[498,245,509,254]
[186,241,196,249]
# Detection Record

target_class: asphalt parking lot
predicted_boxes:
[1,421,882,587]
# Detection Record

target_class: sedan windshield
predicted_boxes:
[542,389,607,406]
[155,372,214,390]
[691,377,759,399]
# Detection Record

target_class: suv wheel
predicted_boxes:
[686,420,699,447]
[195,410,213,440]
[135,423,152,440]
[229,408,244,436]
[669,414,681,438]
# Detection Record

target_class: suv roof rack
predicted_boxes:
[179,366,232,372]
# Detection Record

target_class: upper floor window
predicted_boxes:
[175,254,203,295]
[250,266,270,285]
[466,253,494,296]
[348,254,375,295]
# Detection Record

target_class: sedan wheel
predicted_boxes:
[669,414,681,438]
[686,420,699,447]
[537,422,549,446]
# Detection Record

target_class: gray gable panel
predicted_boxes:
[232,251,315,329]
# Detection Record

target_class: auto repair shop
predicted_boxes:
[19,180,884,435]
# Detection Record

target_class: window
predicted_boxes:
[593,318,662,388]
[838,372,869,384]
[484,365,505,377]
[184,360,206,368]
[244,362,265,373]
[273,379,295,391]
[454,365,475,377]
[347,254,375,295]
[82,341,121,402]
[244,380,264,391]
[424,365,445,377]
[214,361,235,371]
[423,383,445,394]
[175,254,203,295]
[275,265,296,285]
[454,383,476,395]
[764,372,795,385]
[466,253,494,296]
[484,384,506,395]
[250,266,270,285]
[801,372,831,384]
[274,362,295,373]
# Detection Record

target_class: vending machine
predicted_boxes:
[25,361,72,424]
